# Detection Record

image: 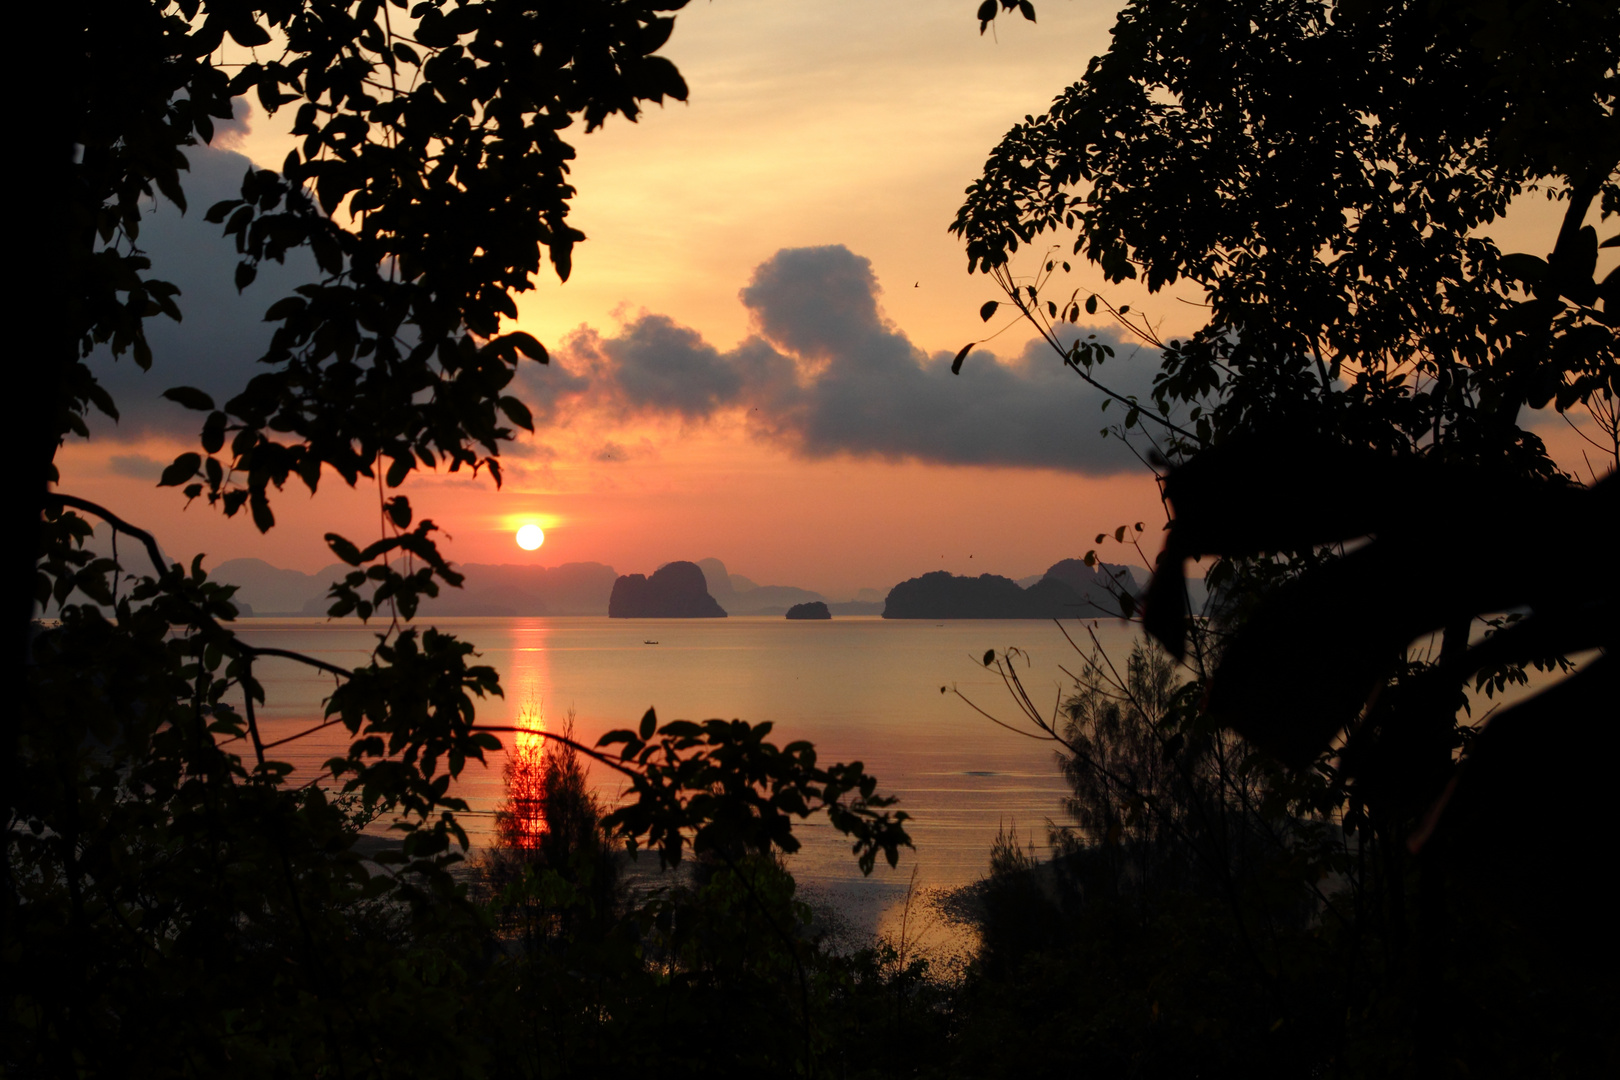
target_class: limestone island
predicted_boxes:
[881,559,1136,619]
[784,601,831,620]
[608,561,727,618]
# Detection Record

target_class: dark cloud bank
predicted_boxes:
[84,138,319,440]
[527,245,1156,474]
[87,139,1154,475]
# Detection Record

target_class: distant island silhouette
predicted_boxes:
[785,601,831,620]
[698,558,825,615]
[609,561,727,618]
[202,557,620,617]
[698,558,890,616]
[188,552,1190,621]
[882,559,1136,619]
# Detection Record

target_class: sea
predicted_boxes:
[235,614,1143,946]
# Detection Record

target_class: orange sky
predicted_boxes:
[55,1,1611,600]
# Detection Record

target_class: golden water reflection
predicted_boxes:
[491,620,554,851]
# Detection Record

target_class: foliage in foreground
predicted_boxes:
[13,3,913,1074]
[466,730,948,1079]
[949,629,1617,1078]
[942,0,1618,1072]
[16,1,1618,1075]
[13,525,913,1076]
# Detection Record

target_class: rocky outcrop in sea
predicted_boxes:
[608,561,728,618]
[881,560,1135,619]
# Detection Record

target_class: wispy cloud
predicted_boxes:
[107,453,166,480]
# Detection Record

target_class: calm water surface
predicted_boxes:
[237,615,1141,931]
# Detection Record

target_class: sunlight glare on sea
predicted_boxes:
[237,615,1144,933]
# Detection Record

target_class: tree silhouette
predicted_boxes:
[950,0,1618,1071]
[13,5,909,1073]
[958,0,1616,476]
[954,0,1617,827]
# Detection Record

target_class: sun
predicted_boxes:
[515,523,545,551]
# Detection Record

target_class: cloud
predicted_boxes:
[84,141,320,441]
[581,315,743,420]
[211,97,253,150]
[90,178,1160,478]
[107,453,166,480]
[519,245,1162,474]
[740,245,894,362]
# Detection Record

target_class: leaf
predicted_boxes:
[204,199,241,224]
[74,563,116,606]
[1018,0,1037,22]
[159,453,201,487]
[1085,294,1098,315]
[951,342,974,374]
[495,331,549,363]
[227,19,272,48]
[385,496,412,529]
[234,262,257,291]
[201,412,226,453]
[982,649,995,667]
[86,380,119,421]
[249,491,274,533]
[326,533,363,566]
[162,386,216,412]
[262,296,306,321]
[639,707,657,740]
[498,396,534,431]
[550,240,573,283]
[979,300,999,322]
[413,9,455,47]
[385,455,412,488]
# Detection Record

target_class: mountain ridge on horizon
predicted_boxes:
[192,552,1175,619]
[202,553,898,617]
[882,560,1140,621]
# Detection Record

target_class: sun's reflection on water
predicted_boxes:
[488,619,555,851]
[499,697,549,852]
